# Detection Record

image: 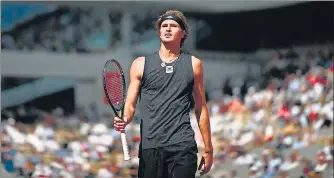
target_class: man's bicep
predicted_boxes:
[126,58,144,106]
[193,59,207,109]
[126,77,141,106]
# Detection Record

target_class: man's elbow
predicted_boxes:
[194,105,203,116]
[126,102,136,112]
[129,104,136,112]
[195,106,209,118]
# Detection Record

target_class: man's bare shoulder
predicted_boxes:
[131,56,145,78]
[191,56,203,73]
[133,56,145,66]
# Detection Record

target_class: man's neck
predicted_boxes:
[159,42,181,61]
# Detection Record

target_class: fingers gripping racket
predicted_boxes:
[103,59,131,161]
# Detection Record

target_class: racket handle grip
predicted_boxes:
[120,132,131,161]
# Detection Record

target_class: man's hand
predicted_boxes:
[113,117,128,133]
[198,152,213,175]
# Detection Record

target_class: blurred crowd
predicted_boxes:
[1,47,333,178]
[194,47,333,178]
[1,108,141,178]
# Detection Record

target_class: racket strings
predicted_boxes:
[106,71,124,108]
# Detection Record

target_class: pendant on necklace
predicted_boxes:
[161,62,166,67]
[166,66,173,73]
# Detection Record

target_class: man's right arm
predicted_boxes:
[123,57,145,124]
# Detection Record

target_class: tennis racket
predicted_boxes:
[198,156,205,172]
[102,59,131,161]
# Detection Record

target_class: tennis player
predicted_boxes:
[114,9,213,178]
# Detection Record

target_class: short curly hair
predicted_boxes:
[155,9,189,47]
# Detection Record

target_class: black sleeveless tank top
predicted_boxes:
[139,51,196,149]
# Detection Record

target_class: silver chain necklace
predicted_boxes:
[160,54,180,73]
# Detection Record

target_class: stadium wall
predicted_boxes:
[1,48,260,114]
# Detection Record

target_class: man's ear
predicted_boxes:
[182,30,186,38]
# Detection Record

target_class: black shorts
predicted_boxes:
[138,141,198,178]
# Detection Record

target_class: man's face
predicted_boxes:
[159,19,184,44]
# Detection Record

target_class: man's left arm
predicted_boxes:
[192,56,213,174]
